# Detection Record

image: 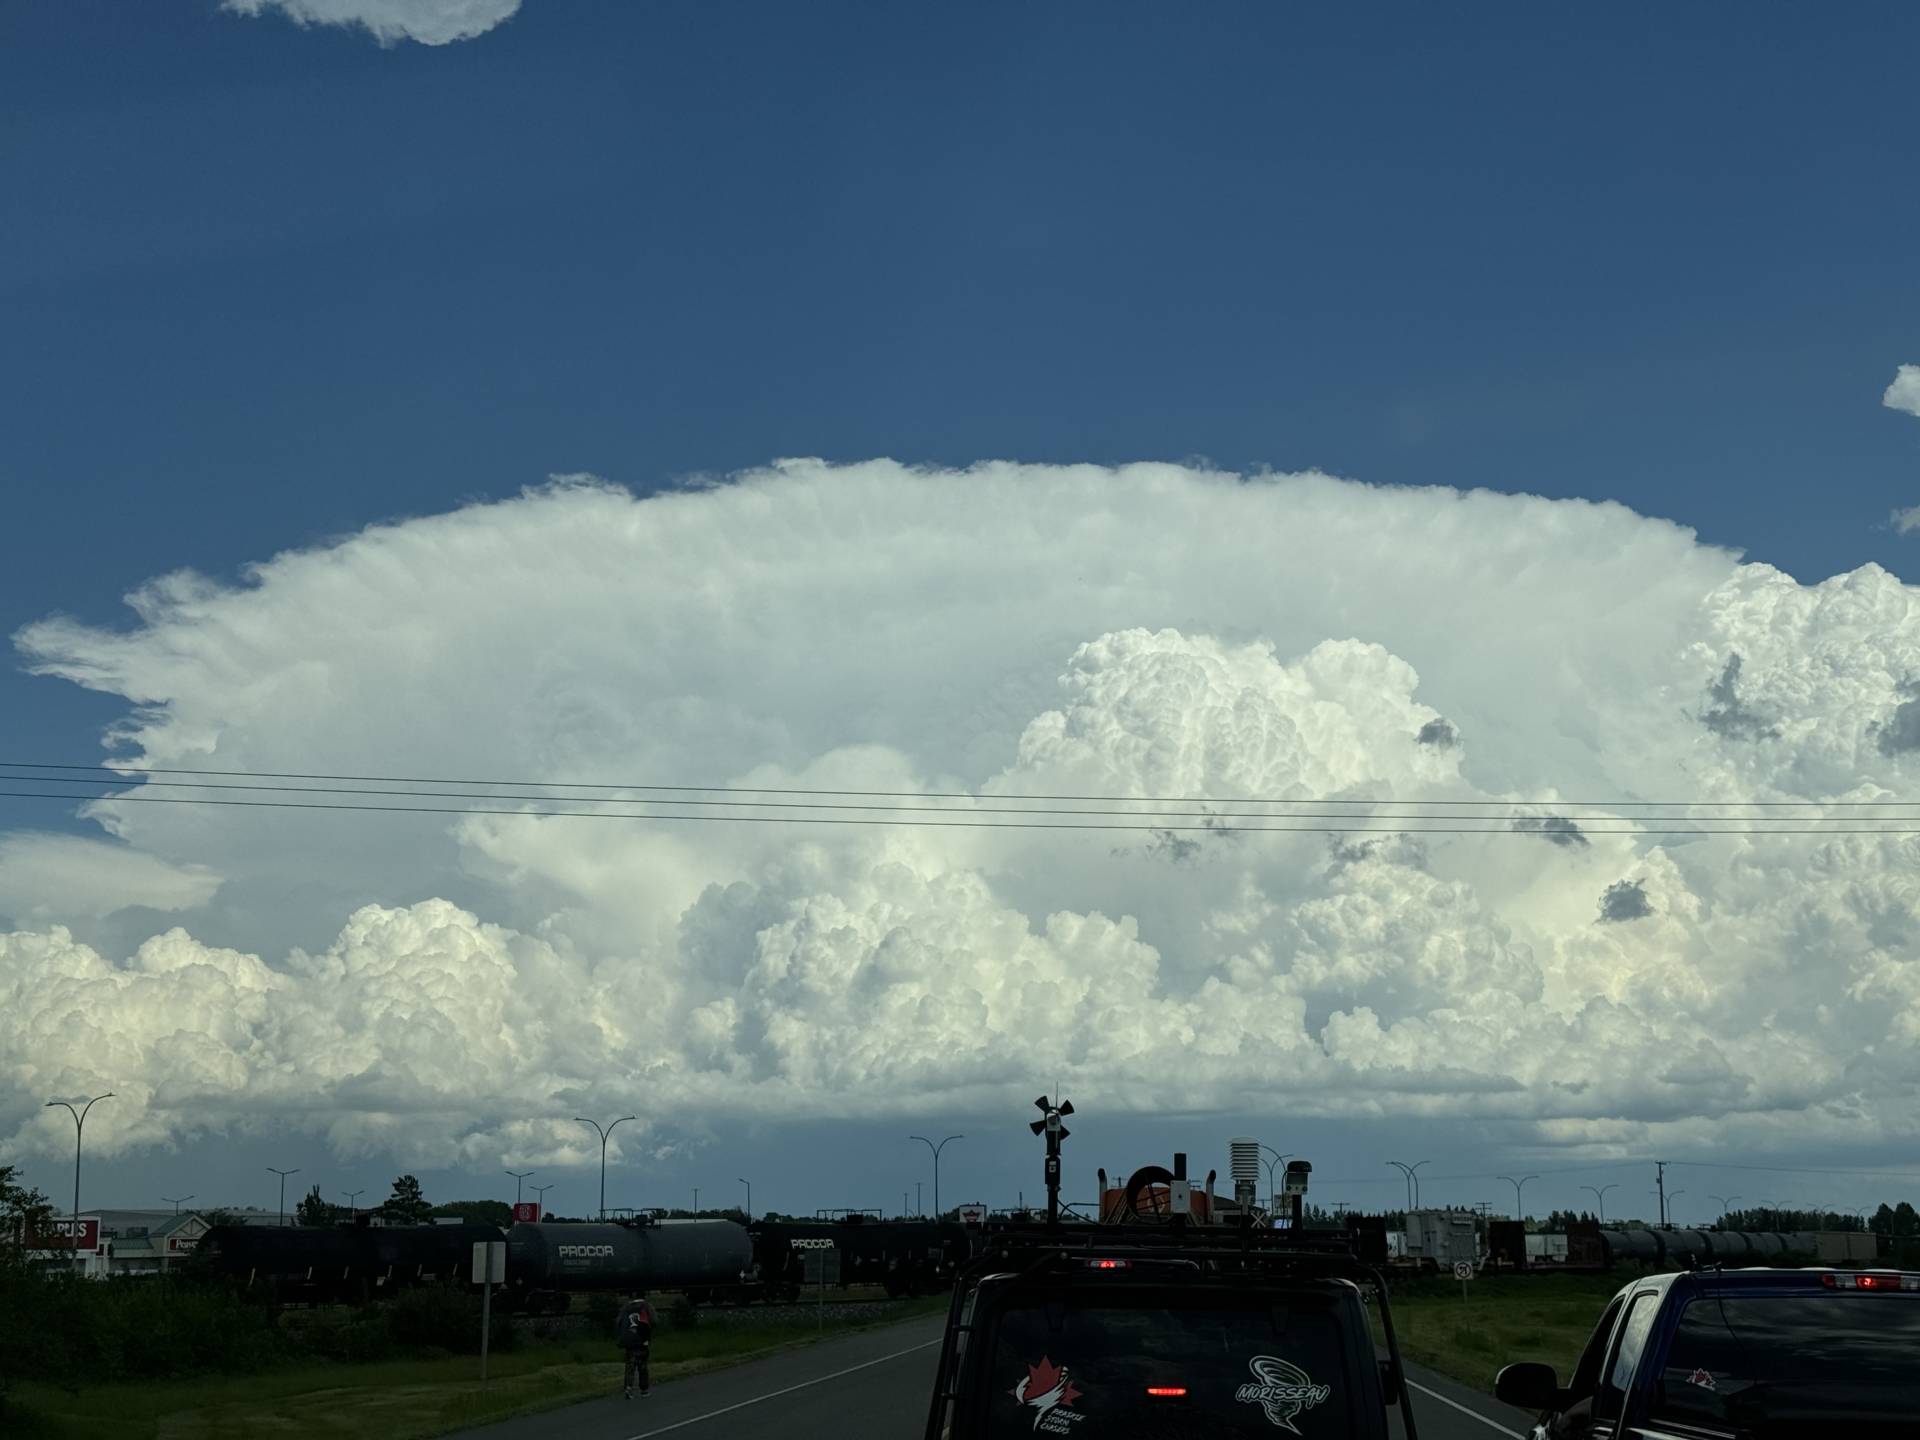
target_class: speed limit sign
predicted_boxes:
[1453,1261,1474,1281]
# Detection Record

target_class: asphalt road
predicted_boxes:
[450,1312,1539,1440]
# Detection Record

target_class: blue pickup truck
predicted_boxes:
[1494,1266,1920,1438]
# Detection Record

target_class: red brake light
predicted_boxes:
[1822,1272,1918,1290]
[1090,1258,1130,1270]
[1146,1386,1188,1398]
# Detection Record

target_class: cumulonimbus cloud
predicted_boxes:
[222,0,520,46]
[1887,364,1920,420]
[8,461,1920,1164]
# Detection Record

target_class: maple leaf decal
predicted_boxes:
[1010,1355,1083,1411]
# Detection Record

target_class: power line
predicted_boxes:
[7,760,1918,809]
[9,771,1920,826]
[8,790,1920,835]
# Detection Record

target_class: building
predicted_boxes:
[32,1208,212,1278]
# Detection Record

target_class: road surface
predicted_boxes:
[451,1312,1538,1440]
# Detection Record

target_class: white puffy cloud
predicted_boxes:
[222,0,520,46]
[0,833,221,922]
[1887,364,1920,419]
[10,462,1920,1165]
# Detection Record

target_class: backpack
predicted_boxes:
[621,1306,653,1347]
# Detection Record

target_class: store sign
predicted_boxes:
[30,1218,99,1250]
[512,1201,541,1223]
[168,1235,200,1253]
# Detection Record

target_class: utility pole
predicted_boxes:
[267,1167,300,1227]
[1654,1160,1669,1226]
[910,1134,963,1219]
[161,1194,194,1215]
[575,1115,636,1220]
[1497,1174,1540,1220]
[505,1170,534,1205]
[45,1092,114,1245]
[1580,1183,1618,1223]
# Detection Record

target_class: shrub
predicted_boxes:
[668,1295,700,1330]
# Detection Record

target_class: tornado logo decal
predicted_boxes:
[1234,1355,1332,1432]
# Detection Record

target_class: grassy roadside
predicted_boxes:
[10,1295,950,1440]
[1375,1272,1619,1394]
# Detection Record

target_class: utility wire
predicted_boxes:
[5,760,1915,808]
[6,789,1920,835]
[7,770,1920,825]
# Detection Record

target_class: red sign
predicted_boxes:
[31,1218,99,1250]
[168,1235,199,1253]
[512,1202,541,1223]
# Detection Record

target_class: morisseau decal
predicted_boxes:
[1234,1355,1333,1432]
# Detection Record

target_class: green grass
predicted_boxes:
[8,1296,950,1440]
[1375,1272,1622,1395]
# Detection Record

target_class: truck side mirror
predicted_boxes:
[1494,1362,1563,1410]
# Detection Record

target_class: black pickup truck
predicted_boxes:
[923,1223,1416,1439]
[1495,1266,1920,1438]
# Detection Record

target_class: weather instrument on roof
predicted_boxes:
[1030,1095,1072,1225]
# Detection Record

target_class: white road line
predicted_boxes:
[622,1337,944,1438]
[1405,1379,1527,1438]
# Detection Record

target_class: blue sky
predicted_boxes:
[4,1,1920,1215]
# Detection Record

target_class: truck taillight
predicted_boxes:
[1146,1386,1188,1397]
[1088,1258,1130,1270]
[1821,1272,1919,1290]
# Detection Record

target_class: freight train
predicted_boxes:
[192,1214,981,1309]
[1484,1221,1828,1272]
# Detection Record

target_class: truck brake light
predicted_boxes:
[1821,1272,1919,1290]
[1146,1386,1188,1397]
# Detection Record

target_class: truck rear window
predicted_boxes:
[983,1295,1355,1437]
[1652,1293,1920,1434]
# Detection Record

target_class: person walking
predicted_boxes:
[616,1290,657,1399]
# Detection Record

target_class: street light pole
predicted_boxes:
[1580,1183,1618,1223]
[693,1187,700,1215]
[45,1092,114,1238]
[1386,1160,1430,1211]
[910,1135,963,1219]
[505,1170,534,1204]
[161,1194,194,1215]
[738,1178,751,1223]
[1497,1175,1540,1219]
[1707,1193,1740,1225]
[267,1167,300,1227]
[574,1115,636,1220]
[344,1189,364,1220]
[1259,1146,1292,1211]
[1666,1190,1686,1225]
[531,1183,554,1217]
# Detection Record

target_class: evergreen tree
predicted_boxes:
[384,1174,432,1224]
[295,1184,337,1227]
